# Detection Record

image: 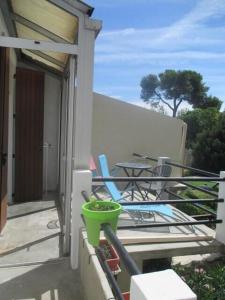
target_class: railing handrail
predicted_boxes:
[117,219,222,230]
[165,189,217,216]
[92,176,223,182]
[95,247,125,300]
[82,190,223,229]
[133,152,158,162]
[102,223,141,276]
[166,161,219,177]
[120,199,223,205]
[179,180,218,197]
[133,152,219,177]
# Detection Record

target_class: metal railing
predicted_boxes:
[81,191,141,300]
[92,176,223,182]
[95,246,125,300]
[179,180,218,197]
[133,152,219,177]
[86,173,224,228]
[165,189,217,218]
[131,152,221,222]
[82,166,224,298]
[134,153,220,219]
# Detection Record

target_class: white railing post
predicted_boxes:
[216,171,225,244]
[157,157,171,200]
[71,169,92,269]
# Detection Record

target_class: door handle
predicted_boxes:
[1,153,7,166]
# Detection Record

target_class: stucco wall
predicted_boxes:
[92,93,187,174]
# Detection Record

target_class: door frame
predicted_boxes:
[0,47,9,232]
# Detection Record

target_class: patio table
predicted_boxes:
[115,162,152,200]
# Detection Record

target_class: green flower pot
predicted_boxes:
[82,200,122,246]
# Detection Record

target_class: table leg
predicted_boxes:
[132,169,135,200]
[134,169,148,201]
[123,167,131,192]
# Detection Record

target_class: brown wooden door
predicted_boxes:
[0,47,9,232]
[15,68,44,202]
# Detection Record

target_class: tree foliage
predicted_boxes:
[140,70,221,117]
[192,113,225,173]
[179,108,220,148]
[197,95,222,110]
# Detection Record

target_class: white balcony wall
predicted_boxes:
[92,93,187,175]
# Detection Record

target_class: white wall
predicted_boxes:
[43,74,61,192]
[92,93,187,174]
[0,9,17,204]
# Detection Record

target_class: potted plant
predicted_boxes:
[82,200,122,246]
[100,239,120,272]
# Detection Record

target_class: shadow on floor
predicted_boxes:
[0,259,83,300]
[0,232,62,257]
[0,195,63,265]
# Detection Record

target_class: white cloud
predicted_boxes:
[96,51,225,64]
[95,0,225,65]
[157,0,225,42]
[93,0,225,104]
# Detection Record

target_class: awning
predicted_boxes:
[9,0,93,73]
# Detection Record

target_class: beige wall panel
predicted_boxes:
[92,93,187,176]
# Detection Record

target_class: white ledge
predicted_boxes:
[130,269,197,300]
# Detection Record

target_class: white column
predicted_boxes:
[70,17,96,268]
[157,157,171,200]
[216,171,225,244]
[63,57,76,254]
[71,169,92,269]
[59,78,68,199]
[73,20,96,169]
[130,270,196,300]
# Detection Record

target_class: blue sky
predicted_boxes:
[87,0,225,113]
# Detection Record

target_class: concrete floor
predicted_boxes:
[0,258,83,300]
[0,200,62,265]
[0,196,83,300]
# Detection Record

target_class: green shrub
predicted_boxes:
[176,203,202,216]
[174,260,225,300]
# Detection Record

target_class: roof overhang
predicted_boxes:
[60,0,94,16]
[0,0,99,75]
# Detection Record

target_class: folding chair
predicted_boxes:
[139,164,172,200]
[98,154,174,222]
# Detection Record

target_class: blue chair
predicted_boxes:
[98,154,174,221]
